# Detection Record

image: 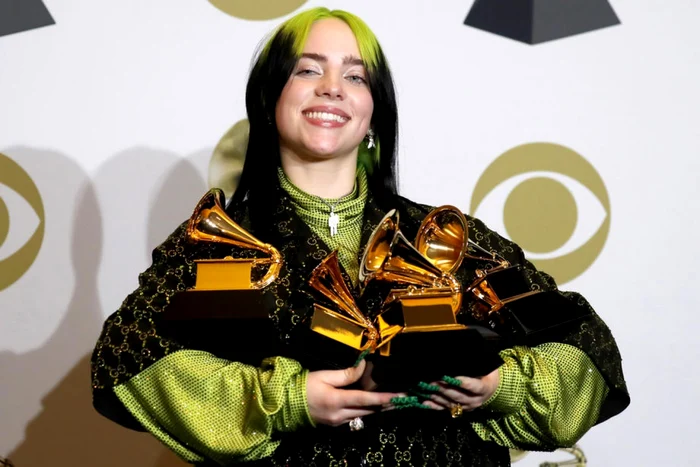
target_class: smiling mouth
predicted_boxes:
[302,111,349,123]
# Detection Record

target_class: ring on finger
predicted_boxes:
[349,416,364,431]
[450,404,464,419]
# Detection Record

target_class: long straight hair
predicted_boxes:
[230,7,400,220]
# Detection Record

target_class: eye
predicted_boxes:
[469,143,611,285]
[296,68,319,76]
[0,153,45,291]
[0,182,42,262]
[346,75,367,85]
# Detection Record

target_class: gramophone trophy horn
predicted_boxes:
[415,205,543,325]
[466,267,540,323]
[308,251,378,352]
[186,188,282,290]
[415,205,468,275]
[417,205,511,271]
[360,209,455,289]
[355,210,506,384]
[360,209,464,312]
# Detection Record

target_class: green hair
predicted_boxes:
[263,8,385,174]
[263,7,381,72]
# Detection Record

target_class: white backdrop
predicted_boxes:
[2,1,699,465]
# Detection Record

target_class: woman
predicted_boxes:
[91,7,629,466]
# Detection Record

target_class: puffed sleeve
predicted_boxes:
[90,222,314,465]
[462,216,630,449]
[471,343,608,450]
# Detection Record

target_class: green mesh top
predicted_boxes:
[277,166,367,284]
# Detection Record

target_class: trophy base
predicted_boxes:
[370,326,504,391]
[162,289,280,365]
[166,288,267,320]
[500,291,592,345]
[290,324,371,371]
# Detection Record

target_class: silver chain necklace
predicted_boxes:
[318,198,342,237]
[317,181,357,237]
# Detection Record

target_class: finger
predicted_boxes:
[453,376,484,394]
[322,360,366,388]
[436,387,473,405]
[428,393,454,408]
[339,407,378,422]
[345,389,400,407]
[359,362,378,391]
[437,388,486,410]
[420,400,445,411]
[438,378,484,397]
[380,391,408,411]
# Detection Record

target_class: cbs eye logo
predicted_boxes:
[0,153,45,291]
[208,0,306,20]
[208,119,249,198]
[470,143,610,285]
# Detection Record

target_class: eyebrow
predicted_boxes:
[300,53,364,67]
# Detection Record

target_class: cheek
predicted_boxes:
[277,80,303,111]
[276,89,300,134]
[357,92,374,122]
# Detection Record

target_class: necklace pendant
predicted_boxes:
[328,211,339,237]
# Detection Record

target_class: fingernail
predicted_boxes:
[391,396,419,405]
[442,375,461,387]
[353,349,370,367]
[417,381,441,392]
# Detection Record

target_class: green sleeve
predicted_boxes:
[90,221,314,464]
[471,342,608,450]
[114,350,313,465]
[462,215,629,425]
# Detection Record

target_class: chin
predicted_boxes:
[304,143,348,159]
[305,149,342,160]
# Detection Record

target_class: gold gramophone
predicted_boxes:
[360,207,465,313]
[416,205,541,327]
[186,188,282,290]
[466,268,541,324]
[307,251,379,354]
[356,205,534,383]
[359,206,480,361]
[413,207,583,344]
[163,188,284,326]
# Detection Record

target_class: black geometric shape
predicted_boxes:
[464,0,620,45]
[0,0,55,39]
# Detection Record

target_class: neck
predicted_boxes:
[279,149,358,199]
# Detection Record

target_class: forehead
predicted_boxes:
[303,18,361,58]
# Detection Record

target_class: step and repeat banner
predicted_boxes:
[2,1,699,465]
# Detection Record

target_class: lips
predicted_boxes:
[302,106,350,127]
[302,106,350,119]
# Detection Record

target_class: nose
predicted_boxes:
[315,73,345,100]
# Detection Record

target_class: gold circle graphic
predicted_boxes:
[470,143,610,284]
[504,177,578,254]
[208,0,307,20]
[0,197,9,246]
[208,119,249,198]
[0,153,45,291]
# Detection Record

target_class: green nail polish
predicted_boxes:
[418,381,440,392]
[442,375,462,387]
[353,349,371,367]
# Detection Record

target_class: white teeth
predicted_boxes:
[304,111,348,123]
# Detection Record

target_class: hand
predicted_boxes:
[306,360,400,426]
[422,369,500,412]
[358,359,378,391]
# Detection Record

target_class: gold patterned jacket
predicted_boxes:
[90,182,629,466]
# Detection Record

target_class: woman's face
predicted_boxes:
[276,18,374,162]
